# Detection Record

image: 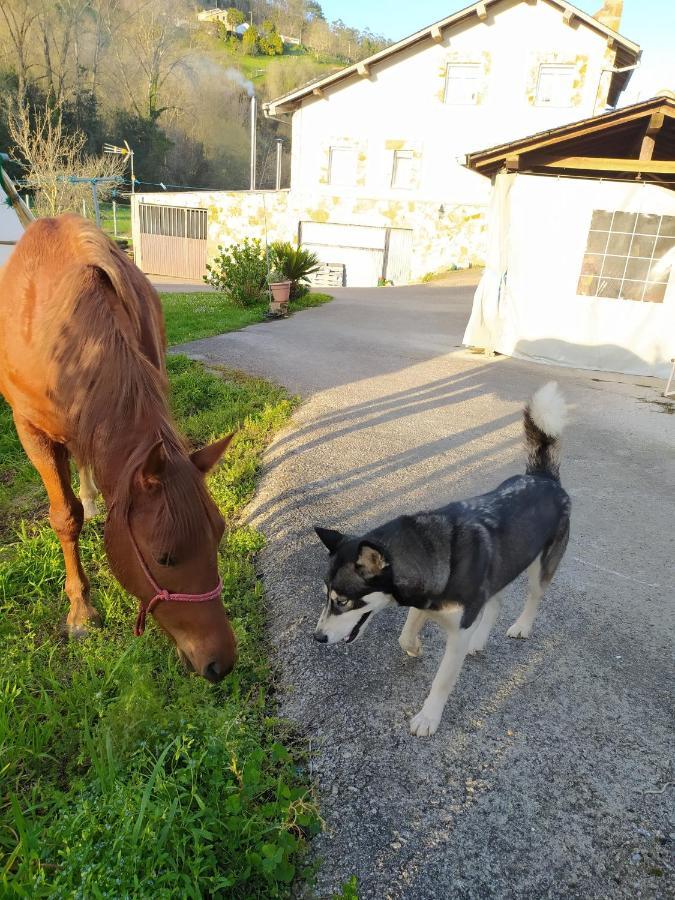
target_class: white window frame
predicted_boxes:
[444,63,481,105]
[535,64,575,107]
[391,149,415,190]
[328,146,358,187]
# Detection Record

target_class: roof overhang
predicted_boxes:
[463,94,675,185]
[264,0,640,118]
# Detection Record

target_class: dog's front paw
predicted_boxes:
[399,634,422,657]
[410,707,441,737]
[507,620,532,639]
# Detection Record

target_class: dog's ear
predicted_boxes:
[356,541,389,579]
[314,527,345,553]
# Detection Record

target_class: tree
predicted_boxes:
[9,103,125,217]
[242,23,259,55]
[0,0,38,102]
[226,7,245,29]
[259,21,283,56]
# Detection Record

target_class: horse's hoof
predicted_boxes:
[65,610,101,639]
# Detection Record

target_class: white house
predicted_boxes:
[462,93,675,378]
[132,0,640,285]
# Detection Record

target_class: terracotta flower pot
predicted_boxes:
[269,280,292,303]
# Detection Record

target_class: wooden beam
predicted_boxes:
[430,24,443,43]
[505,154,519,171]
[312,87,324,98]
[356,62,370,76]
[476,2,488,20]
[562,8,574,25]
[639,111,665,161]
[528,155,675,174]
[472,106,675,170]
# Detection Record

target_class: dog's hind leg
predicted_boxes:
[507,520,570,639]
[468,594,500,654]
[399,608,427,657]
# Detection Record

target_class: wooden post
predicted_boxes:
[639,111,664,162]
[113,199,118,237]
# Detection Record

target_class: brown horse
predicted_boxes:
[0,214,237,681]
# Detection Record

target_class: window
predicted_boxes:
[535,65,575,106]
[444,64,480,105]
[577,210,675,303]
[328,146,357,186]
[391,149,415,189]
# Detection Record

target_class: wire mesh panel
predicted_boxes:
[138,204,208,279]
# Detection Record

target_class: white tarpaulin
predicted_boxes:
[464,172,675,378]
[0,186,25,266]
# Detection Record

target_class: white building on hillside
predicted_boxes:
[133,0,640,285]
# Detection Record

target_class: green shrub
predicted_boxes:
[205,239,268,307]
[270,242,320,300]
[242,24,259,55]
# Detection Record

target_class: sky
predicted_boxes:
[320,0,675,104]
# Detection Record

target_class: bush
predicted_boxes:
[205,239,268,307]
[242,24,259,55]
[270,242,320,300]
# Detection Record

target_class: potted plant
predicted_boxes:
[270,242,321,299]
[267,268,292,314]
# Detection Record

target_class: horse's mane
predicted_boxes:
[46,216,220,545]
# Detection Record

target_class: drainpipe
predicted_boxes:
[250,95,257,191]
[275,138,283,190]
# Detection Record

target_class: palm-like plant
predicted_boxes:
[270,242,321,299]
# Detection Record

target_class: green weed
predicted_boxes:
[0,357,318,897]
[161,291,332,347]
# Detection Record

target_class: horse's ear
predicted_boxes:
[137,439,167,490]
[190,433,234,475]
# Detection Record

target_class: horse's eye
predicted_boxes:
[157,552,176,567]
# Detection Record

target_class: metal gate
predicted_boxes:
[138,204,208,280]
[300,221,413,287]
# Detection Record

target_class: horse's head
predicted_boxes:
[104,434,237,682]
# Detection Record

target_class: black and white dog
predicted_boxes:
[313,383,571,737]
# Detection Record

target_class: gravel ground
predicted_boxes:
[176,287,674,899]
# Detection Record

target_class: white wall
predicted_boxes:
[0,188,24,265]
[290,0,616,209]
[465,173,675,378]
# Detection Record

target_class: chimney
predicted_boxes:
[593,0,623,33]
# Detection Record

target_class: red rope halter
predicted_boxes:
[128,525,223,637]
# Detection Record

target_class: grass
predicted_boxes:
[98,201,131,240]
[161,291,333,346]
[0,356,321,896]
[194,31,342,84]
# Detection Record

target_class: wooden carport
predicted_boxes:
[464,92,675,188]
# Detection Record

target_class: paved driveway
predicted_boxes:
[177,287,674,899]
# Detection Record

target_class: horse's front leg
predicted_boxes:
[13,416,101,636]
[78,465,99,520]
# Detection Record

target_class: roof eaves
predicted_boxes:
[264,0,640,115]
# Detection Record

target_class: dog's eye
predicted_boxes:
[157,552,176,567]
[335,596,351,609]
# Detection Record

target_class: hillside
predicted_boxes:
[0,0,388,200]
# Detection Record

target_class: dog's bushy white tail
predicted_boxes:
[524,382,568,480]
